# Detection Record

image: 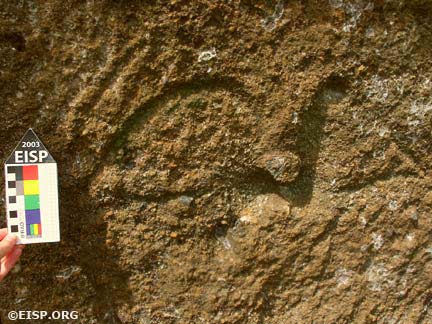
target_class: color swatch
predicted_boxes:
[7,165,42,238]
[5,128,60,244]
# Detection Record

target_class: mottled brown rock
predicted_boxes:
[0,1,431,323]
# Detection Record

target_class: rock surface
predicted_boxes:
[0,1,432,323]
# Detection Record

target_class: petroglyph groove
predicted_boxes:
[69,35,148,113]
[89,53,156,117]
[79,75,254,182]
[283,74,342,206]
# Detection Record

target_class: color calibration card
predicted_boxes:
[4,129,60,244]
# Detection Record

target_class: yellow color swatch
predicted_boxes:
[24,180,39,195]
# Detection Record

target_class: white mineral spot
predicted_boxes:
[381,316,399,324]
[239,215,252,223]
[329,0,344,8]
[179,195,193,206]
[198,48,217,62]
[408,119,420,127]
[291,111,298,124]
[421,78,431,91]
[407,264,416,274]
[405,233,414,242]
[372,233,383,250]
[266,156,287,179]
[378,127,389,137]
[409,99,432,125]
[217,236,232,250]
[397,277,408,297]
[81,49,88,59]
[369,77,388,101]
[331,1,373,33]
[367,263,394,292]
[335,268,354,287]
[410,209,418,221]
[55,266,82,280]
[261,1,284,31]
[372,150,385,160]
[388,200,398,211]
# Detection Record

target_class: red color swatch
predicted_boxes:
[23,165,38,180]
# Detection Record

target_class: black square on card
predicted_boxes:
[7,166,16,174]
